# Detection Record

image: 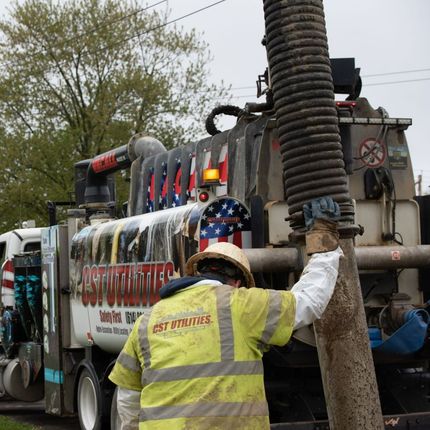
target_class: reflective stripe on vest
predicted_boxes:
[138,309,153,369]
[215,285,234,361]
[117,350,141,373]
[259,289,282,351]
[139,400,269,421]
[142,360,263,384]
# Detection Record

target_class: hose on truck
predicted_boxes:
[263,0,353,229]
[205,105,246,136]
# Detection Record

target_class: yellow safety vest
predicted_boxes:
[109,283,296,429]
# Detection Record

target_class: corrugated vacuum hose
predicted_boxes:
[263,0,352,228]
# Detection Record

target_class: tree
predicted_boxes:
[0,0,227,229]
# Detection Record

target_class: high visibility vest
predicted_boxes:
[109,282,296,429]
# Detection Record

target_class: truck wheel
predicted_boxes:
[77,368,102,430]
[3,358,44,401]
[110,387,122,430]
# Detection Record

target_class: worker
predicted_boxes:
[109,196,343,430]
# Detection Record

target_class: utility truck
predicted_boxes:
[1,1,430,429]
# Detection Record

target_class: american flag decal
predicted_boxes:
[216,144,228,197]
[199,198,252,251]
[146,167,155,213]
[188,154,196,201]
[160,162,168,209]
[173,159,181,207]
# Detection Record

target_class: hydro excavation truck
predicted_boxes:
[2,1,430,429]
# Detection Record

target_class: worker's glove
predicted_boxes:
[303,196,340,255]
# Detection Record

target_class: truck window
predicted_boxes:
[24,242,41,253]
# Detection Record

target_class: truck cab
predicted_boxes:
[0,227,42,307]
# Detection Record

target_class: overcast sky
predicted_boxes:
[0,0,429,191]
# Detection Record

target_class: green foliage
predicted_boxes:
[0,0,227,229]
[0,415,40,430]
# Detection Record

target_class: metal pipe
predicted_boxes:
[90,134,166,176]
[244,248,301,272]
[245,245,430,272]
[355,245,430,269]
[78,134,166,208]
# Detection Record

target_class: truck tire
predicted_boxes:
[110,387,122,430]
[3,358,44,402]
[77,368,103,430]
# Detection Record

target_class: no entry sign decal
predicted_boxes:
[359,139,386,168]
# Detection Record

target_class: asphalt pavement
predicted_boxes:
[0,399,80,429]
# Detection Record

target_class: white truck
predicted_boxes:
[0,227,42,308]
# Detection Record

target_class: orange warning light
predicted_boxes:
[203,168,220,184]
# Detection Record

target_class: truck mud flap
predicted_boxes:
[270,413,430,429]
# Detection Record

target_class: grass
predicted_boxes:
[0,416,40,430]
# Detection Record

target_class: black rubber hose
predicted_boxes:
[205,105,245,136]
[263,0,353,229]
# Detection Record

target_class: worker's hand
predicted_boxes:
[303,197,340,255]
[303,196,340,228]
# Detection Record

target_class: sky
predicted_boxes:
[0,0,429,191]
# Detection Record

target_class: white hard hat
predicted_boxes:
[185,242,255,289]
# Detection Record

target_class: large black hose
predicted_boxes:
[205,105,245,136]
[263,0,353,229]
